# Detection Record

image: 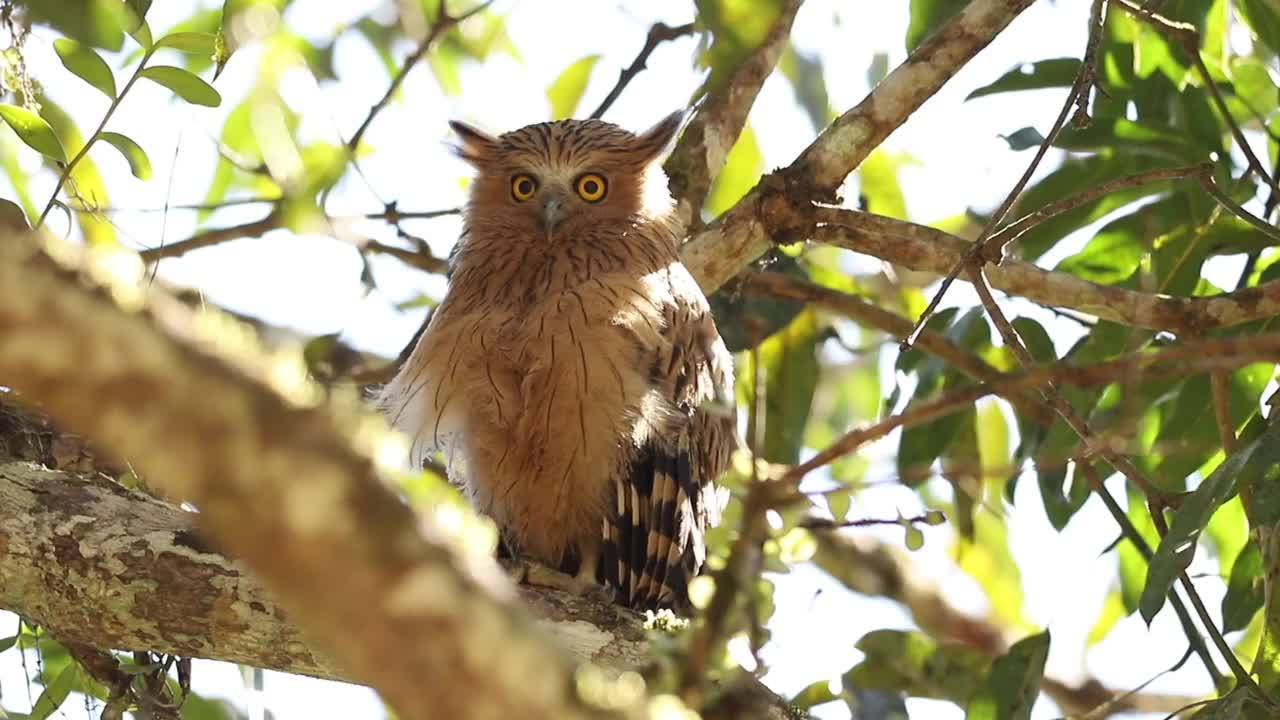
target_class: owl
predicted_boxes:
[378,113,736,611]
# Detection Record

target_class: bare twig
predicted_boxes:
[986,164,1209,251]
[346,1,496,154]
[781,327,1280,484]
[681,0,1038,292]
[138,211,281,263]
[739,270,1054,425]
[589,22,695,120]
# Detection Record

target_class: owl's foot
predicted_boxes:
[501,558,615,605]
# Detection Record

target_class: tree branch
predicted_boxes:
[0,230,638,720]
[680,0,1038,293]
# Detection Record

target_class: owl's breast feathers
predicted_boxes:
[379,222,734,610]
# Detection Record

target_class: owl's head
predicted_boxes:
[448,113,682,238]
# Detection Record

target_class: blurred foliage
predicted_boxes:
[2,0,1280,718]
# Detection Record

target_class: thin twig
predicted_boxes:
[780,329,1280,484]
[346,0,496,154]
[138,211,281,263]
[589,22,695,120]
[987,164,1209,251]
[1072,0,1108,127]
[800,514,933,530]
[901,2,1103,349]
[739,270,1054,425]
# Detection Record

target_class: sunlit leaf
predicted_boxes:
[706,123,763,217]
[140,65,222,106]
[965,631,1050,720]
[53,38,117,99]
[906,0,968,51]
[98,132,152,180]
[847,629,990,704]
[156,31,218,55]
[758,309,821,465]
[546,54,600,120]
[24,0,127,51]
[0,105,67,162]
[29,663,76,720]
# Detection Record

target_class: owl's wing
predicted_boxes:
[602,265,736,611]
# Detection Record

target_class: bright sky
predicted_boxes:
[0,2,1244,719]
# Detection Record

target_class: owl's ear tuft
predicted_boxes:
[633,111,684,163]
[448,120,499,165]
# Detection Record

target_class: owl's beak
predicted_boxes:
[539,195,568,232]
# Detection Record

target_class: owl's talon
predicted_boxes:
[501,559,614,603]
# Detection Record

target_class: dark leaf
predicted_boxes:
[967,58,1082,100]
[1139,417,1280,623]
[1221,541,1264,633]
[965,631,1050,720]
[998,126,1045,151]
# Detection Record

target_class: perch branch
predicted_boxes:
[0,229,639,720]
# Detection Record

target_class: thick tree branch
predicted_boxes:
[664,0,804,229]
[680,0,1038,293]
[0,459,657,680]
[811,214,1280,333]
[0,230,639,720]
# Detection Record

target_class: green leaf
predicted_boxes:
[0,105,67,162]
[546,54,600,120]
[156,31,218,55]
[694,0,785,98]
[0,633,17,654]
[847,629,990,704]
[98,132,152,180]
[967,58,1082,100]
[140,66,222,106]
[858,149,912,219]
[130,19,154,50]
[705,123,764,217]
[778,44,832,132]
[1222,541,1264,633]
[789,679,839,710]
[29,663,76,720]
[1139,417,1280,623]
[1056,211,1148,284]
[906,0,969,51]
[1239,0,1280,55]
[759,309,821,465]
[708,253,806,352]
[53,38,117,99]
[24,0,127,51]
[965,631,1050,720]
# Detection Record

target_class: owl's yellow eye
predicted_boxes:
[511,174,538,201]
[575,173,607,202]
